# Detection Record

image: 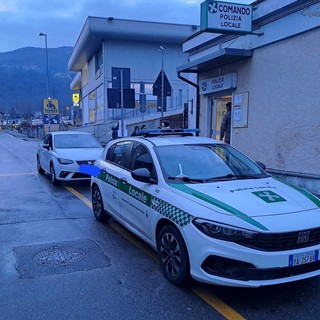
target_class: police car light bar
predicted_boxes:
[135,128,200,137]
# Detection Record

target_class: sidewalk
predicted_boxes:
[1,129,41,141]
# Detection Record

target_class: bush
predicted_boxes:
[15,120,31,131]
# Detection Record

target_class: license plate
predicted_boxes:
[289,250,319,267]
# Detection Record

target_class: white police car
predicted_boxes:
[91,129,320,287]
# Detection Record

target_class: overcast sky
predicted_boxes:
[0,0,253,53]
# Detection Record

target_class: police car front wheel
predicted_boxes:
[92,185,111,222]
[157,224,190,286]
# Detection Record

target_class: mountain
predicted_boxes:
[0,46,75,117]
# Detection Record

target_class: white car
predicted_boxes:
[91,129,320,287]
[62,119,73,126]
[32,119,44,127]
[37,131,103,185]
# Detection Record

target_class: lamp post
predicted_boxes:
[39,32,51,132]
[159,46,165,121]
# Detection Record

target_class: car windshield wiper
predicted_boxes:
[206,174,260,181]
[167,175,205,183]
[168,173,261,183]
[235,174,261,179]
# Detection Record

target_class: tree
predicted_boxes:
[10,107,16,118]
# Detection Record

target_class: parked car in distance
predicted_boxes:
[91,128,320,288]
[63,119,73,126]
[37,131,103,185]
[15,120,31,132]
[32,119,44,127]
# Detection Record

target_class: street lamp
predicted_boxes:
[39,32,51,132]
[159,46,165,121]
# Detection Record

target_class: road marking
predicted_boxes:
[64,186,92,209]
[191,285,246,320]
[65,185,246,320]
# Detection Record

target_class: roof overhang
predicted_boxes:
[70,72,81,91]
[177,48,252,73]
[68,17,200,71]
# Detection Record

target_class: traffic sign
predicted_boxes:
[43,98,59,115]
[112,67,131,89]
[107,88,135,108]
[153,71,172,96]
[72,93,80,103]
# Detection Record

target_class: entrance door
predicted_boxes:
[210,96,231,141]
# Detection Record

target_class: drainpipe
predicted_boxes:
[177,72,200,135]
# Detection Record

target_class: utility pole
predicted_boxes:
[39,32,51,132]
[159,46,165,122]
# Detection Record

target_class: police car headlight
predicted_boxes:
[57,158,74,165]
[192,218,258,242]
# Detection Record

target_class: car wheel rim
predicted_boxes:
[159,232,182,277]
[92,188,102,216]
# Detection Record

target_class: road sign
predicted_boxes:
[107,88,135,108]
[43,99,59,115]
[112,67,131,89]
[153,71,172,96]
[72,93,80,103]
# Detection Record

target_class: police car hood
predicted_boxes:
[170,177,320,218]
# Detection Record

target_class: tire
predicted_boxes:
[92,185,110,222]
[37,156,45,174]
[157,224,190,286]
[50,163,60,186]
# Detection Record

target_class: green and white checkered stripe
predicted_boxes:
[150,197,193,227]
[98,172,193,227]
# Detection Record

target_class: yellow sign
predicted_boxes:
[72,93,80,103]
[43,99,59,115]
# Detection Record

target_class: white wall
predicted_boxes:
[232,28,320,175]
[80,38,191,124]
[103,39,190,113]
[105,40,188,81]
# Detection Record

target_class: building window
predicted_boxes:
[96,85,104,122]
[178,89,183,107]
[89,89,96,123]
[95,48,103,79]
[132,82,157,108]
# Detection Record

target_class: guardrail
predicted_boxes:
[19,127,44,139]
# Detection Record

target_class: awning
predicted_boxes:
[177,48,252,73]
[70,72,81,91]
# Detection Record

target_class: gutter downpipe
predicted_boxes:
[177,71,200,136]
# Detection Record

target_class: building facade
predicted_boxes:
[68,17,199,133]
[177,0,320,195]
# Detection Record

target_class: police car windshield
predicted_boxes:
[156,144,269,182]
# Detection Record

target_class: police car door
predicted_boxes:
[119,142,155,240]
[100,140,132,217]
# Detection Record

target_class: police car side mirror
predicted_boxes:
[131,168,157,184]
[43,143,50,150]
